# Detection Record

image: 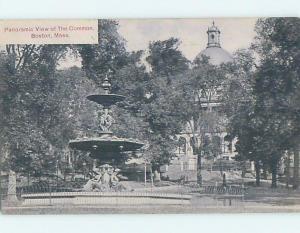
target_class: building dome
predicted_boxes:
[197,47,233,65]
[195,21,233,66]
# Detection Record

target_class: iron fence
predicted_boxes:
[0,176,86,205]
[0,173,247,208]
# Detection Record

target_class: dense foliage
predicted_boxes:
[224,18,300,187]
[1,18,299,190]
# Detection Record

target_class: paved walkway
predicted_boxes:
[2,181,300,214]
[2,202,300,214]
[2,192,300,214]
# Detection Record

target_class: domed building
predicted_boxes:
[160,22,236,183]
[195,21,233,65]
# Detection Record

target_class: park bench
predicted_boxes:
[194,185,246,206]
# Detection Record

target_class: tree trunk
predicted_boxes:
[293,146,299,189]
[197,153,202,185]
[222,173,226,187]
[271,163,277,188]
[144,162,147,186]
[254,161,260,186]
[219,160,224,176]
[241,160,246,178]
[262,162,268,180]
[150,167,154,189]
[27,172,30,186]
[286,150,292,188]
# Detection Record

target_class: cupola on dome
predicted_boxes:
[195,21,233,65]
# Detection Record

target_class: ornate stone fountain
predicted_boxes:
[69,75,144,191]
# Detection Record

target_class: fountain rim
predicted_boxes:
[69,136,144,143]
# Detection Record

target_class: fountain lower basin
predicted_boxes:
[21,192,191,206]
[69,137,144,153]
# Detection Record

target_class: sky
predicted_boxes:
[118,18,258,61]
[59,18,258,68]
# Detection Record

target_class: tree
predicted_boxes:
[224,18,300,188]
[146,38,189,83]
[251,18,300,188]
[1,44,70,177]
[5,44,68,76]
[253,62,292,188]
[222,49,260,183]
[143,38,190,171]
[77,19,129,87]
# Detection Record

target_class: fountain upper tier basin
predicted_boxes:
[69,136,144,153]
[87,94,126,107]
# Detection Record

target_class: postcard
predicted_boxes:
[0,18,299,214]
